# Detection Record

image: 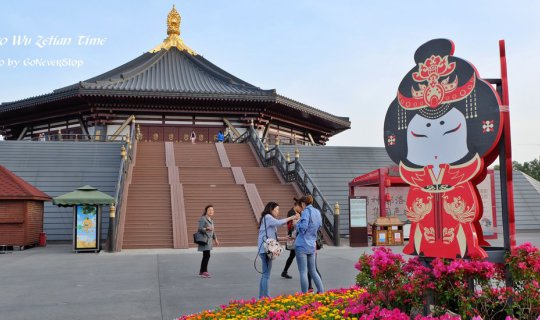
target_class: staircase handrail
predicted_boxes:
[223,117,242,139]
[112,118,137,251]
[233,130,250,143]
[245,126,337,244]
[30,134,127,142]
[292,160,336,244]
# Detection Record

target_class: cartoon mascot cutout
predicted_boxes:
[384,39,502,259]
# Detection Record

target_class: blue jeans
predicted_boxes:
[296,252,324,293]
[259,253,272,298]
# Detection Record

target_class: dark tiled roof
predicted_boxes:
[72,48,276,95]
[0,165,51,201]
[0,48,350,131]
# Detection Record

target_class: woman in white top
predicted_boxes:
[257,201,299,298]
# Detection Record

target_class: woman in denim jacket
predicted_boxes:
[295,195,324,293]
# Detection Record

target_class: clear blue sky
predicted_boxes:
[1,1,539,162]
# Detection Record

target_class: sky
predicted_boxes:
[1,0,539,163]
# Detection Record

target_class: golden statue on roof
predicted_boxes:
[167,5,181,36]
[150,5,196,55]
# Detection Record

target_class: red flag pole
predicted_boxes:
[498,40,517,252]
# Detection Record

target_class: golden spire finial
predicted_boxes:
[167,5,181,36]
[150,5,196,55]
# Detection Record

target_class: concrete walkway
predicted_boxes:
[1,233,539,320]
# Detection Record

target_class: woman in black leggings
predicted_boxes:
[198,205,219,278]
[281,199,302,279]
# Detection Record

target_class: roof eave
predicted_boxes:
[78,89,277,102]
[0,195,52,201]
[0,88,80,114]
[275,95,351,129]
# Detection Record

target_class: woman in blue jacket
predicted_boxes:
[295,195,324,293]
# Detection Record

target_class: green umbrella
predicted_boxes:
[53,185,114,207]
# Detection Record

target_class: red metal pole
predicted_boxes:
[379,168,387,218]
[499,40,517,251]
[488,169,498,239]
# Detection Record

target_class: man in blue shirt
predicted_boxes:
[217,130,224,142]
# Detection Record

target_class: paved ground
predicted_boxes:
[1,233,539,320]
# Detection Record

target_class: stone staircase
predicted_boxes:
[225,144,260,167]
[123,143,173,249]
[226,144,297,239]
[120,141,298,249]
[183,184,258,246]
[177,143,259,247]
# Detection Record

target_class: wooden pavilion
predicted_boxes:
[0,6,350,145]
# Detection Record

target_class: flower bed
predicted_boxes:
[355,244,540,319]
[178,287,459,319]
[178,243,540,319]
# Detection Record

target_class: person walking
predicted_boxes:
[281,198,302,279]
[257,202,299,298]
[190,130,196,144]
[295,195,324,293]
[198,205,219,278]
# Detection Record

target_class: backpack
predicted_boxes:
[316,228,323,250]
[308,209,324,250]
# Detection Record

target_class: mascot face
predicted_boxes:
[406,107,468,174]
[384,39,502,169]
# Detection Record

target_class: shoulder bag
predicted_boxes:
[263,216,283,260]
[193,231,208,245]
[193,218,210,245]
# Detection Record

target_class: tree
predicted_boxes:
[495,159,540,182]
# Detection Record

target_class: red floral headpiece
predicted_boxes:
[397,55,475,110]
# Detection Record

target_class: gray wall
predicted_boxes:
[494,170,540,231]
[0,141,122,241]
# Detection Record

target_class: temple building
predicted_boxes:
[0,6,350,145]
[1,7,538,249]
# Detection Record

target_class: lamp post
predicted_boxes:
[334,202,340,246]
[107,203,116,252]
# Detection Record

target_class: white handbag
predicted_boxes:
[264,238,283,260]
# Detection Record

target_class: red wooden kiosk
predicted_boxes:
[0,166,51,250]
[348,167,408,247]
